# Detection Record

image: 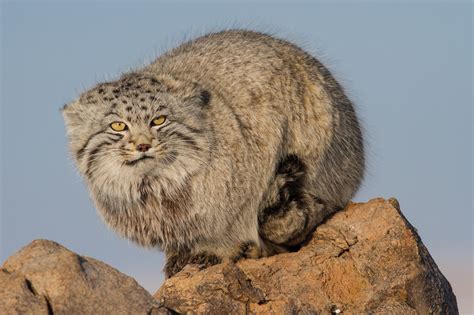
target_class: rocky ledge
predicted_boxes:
[1,198,458,314]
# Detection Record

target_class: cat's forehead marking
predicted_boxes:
[80,74,172,125]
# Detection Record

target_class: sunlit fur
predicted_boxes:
[63,30,364,277]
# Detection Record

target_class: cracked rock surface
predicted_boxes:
[154,198,458,314]
[1,199,458,314]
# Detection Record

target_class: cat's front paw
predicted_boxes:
[188,252,221,270]
[164,251,221,278]
[231,241,262,262]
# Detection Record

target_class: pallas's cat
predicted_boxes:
[62,30,364,277]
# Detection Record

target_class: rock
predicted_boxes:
[0,240,159,314]
[1,198,458,314]
[154,198,458,314]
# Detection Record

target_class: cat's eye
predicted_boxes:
[151,115,166,127]
[110,121,128,132]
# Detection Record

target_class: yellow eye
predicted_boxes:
[151,115,166,127]
[110,121,127,131]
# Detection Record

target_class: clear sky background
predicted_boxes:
[1,1,472,313]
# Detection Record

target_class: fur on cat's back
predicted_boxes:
[62,29,364,278]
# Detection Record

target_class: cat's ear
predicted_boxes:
[178,88,211,109]
[181,85,211,107]
[62,100,83,133]
[199,89,211,106]
[61,100,99,148]
[61,100,87,155]
[156,74,211,106]
[62,99,104,127]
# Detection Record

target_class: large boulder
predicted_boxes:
[1,198,458,314]
[0,240,159,314]
[155,198,458,314]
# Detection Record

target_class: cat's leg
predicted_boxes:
[164,230,265,276]
[259,193,331,247]
[230,241,261,262]
[258,155,339,248]
[165,240,271,278]
[164,251,189,278]
[229,239,287,262]
[164,250,221,278]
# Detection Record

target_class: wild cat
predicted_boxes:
[62,30,364,278]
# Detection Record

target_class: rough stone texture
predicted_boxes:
[1,199,458,314]
[155,198,458,314]
[0,240,159,314]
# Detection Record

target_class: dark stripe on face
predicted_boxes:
[77,129,105,160]
[168,130,198,149]
[175,120,203,135]
[105,132,124,141]
[85,141,112,177]
[151,105,167,113]
[104,111,119,118]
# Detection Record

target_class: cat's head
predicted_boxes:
[62,72,212,196]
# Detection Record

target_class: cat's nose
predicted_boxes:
[136,143,151,152]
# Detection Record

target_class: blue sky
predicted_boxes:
[1,1,472,312]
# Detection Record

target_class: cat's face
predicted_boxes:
[62,73,212,192]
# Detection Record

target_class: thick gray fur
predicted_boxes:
[62,30,364,278]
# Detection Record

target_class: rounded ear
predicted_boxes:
[62,100,84,135]
[62,98,105,129]
[150,73,211,106]
[181,84,212,107]
[180,87,211,108]
[61,100,104,155]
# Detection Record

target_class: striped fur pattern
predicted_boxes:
[62,30,364,278]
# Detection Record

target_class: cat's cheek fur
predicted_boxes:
[83,151,198,250]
